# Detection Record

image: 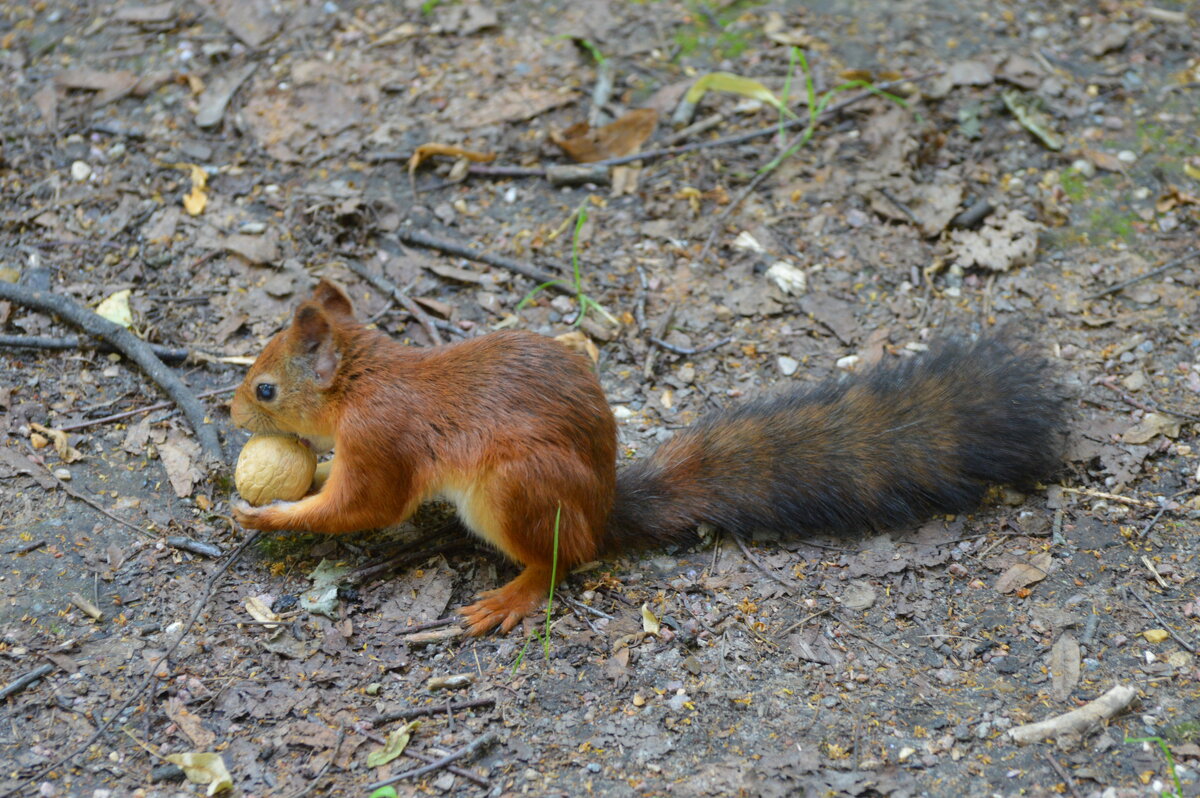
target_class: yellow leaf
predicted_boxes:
[95,289,132,327]
[1142,629,1169,643]
[640,602,660,635]
[1184,162,1200,181]
[183,164,208,216]
[367,720,420,767]
[244,596,281,627]
[165,752,232,796]
[683,72,796,118]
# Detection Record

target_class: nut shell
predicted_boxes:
[235,434,317,506]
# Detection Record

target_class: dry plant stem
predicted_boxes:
[0,663,54,701]
[287,725,345,798]
[0,530,262,798]
[733,534,800,592]
[1095,376,1200,424]
[642,302,676,380]
[1086,248,1200,299]
[344,259,444,345]
[649,335,733,356]
[363,731,498,792]
[1059,486,1158,508]
[347,541,467,585]
[55,384,239,433]
[1007,684,1138,744]
[0,283,222,461]
[1125,586,1196,653]
[1043,753,1084,798]
[588,72,940,170]
[29,444,158,540]
[374,697,496,725]
[353,727,488,787]
[0,333,189,362]
[397,229,573,294]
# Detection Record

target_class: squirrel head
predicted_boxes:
[231,278,356,440]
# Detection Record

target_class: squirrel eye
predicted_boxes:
[255,383,277,402]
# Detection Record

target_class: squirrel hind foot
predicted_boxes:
[459,564,552,636]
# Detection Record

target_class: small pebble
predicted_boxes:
[70,161,92,182]
[1117,150,1137,163]
[239,222,267,234]
[836,355,860,371]
[777,356,799,376]
[1071,159,1096,178]
[53,467,71,481]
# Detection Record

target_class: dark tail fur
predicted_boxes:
[603,336,1062,553]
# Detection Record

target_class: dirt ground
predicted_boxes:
[1,1,1199,796]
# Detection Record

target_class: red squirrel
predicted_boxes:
[231,279,1062,635]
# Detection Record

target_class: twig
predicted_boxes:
[343,259,443,346]
[732,535,800,592]
[402,616,459,634]
[27,444,158,540]
[0,333,189,362]
[1058,486,1158,509]
[1043,752,1084,798]
[374,698,496,725]
[55,385,239,433]
[1125,587,1196,653]
[878,187,920,225]
[694,74,938,265]
[1008,684,1137,744]
[397,229,572,294]
[588,73,939,170]
[1095,377,1200,424]
[347,541,467,585]
[778,607,832,638]
[649,336,732,357]
[0,284,222,462]
[363,731,498,792]
[560,594,614,620]
[0,531,261,798]
[353,726,488,787]
[0,663,54,701]
[1086,248,1200,300]
[287,724,345,798]
[642,302,675,380]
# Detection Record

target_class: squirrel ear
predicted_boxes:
[310,278,355,320]
[294,305,341,388]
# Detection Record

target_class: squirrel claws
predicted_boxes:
[459,579,548,636]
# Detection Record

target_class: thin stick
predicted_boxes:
[27,444,157,540]
[1043,752,1084,798]
[587,73,940,170]
[0,663,54,701]
[0,333,189,362]
[55,384,238,432]
[397,229,572,294]
[1086,248,1200,299]
[287,724,345,798]
[1058,486,1158,509]
[0,531,261,798]
[733,534,800,592]
[343,260,443,345]
[363,731,498,792]
[0,284,222,462]
[649,336,732,356]
[374,698,496,725]
[1126,587,1196,653]
[642,302,675,380]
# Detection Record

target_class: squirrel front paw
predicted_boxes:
[232,500,262,528]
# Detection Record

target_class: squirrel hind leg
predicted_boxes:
[459,562,553,635]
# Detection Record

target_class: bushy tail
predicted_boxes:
[603,336,1063,554]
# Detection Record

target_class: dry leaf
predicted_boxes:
[995,552,1052,593]
[165,752,233,796]
[1081,148,1130,174]
[1123,412,1182,444]
[457,86,577,128]
[30,423,83,463]
[550,108,658,163]
[244,595,281,628]
[554,331,600,364]
[1049,633,1080,702]
[408,143,496,177]
[641,603,661,635]
[183,164,208,216]
[158,433,202,498]
[674,72,796,126]
[367,720,420,767]
[165,698,217,749]
[95,289,133,327]
[948,209,1042,272]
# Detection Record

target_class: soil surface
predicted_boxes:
[1,1,1199,796]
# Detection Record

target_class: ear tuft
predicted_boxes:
[310,278,355,320]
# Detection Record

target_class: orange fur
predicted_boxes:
[231,279,614,635]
